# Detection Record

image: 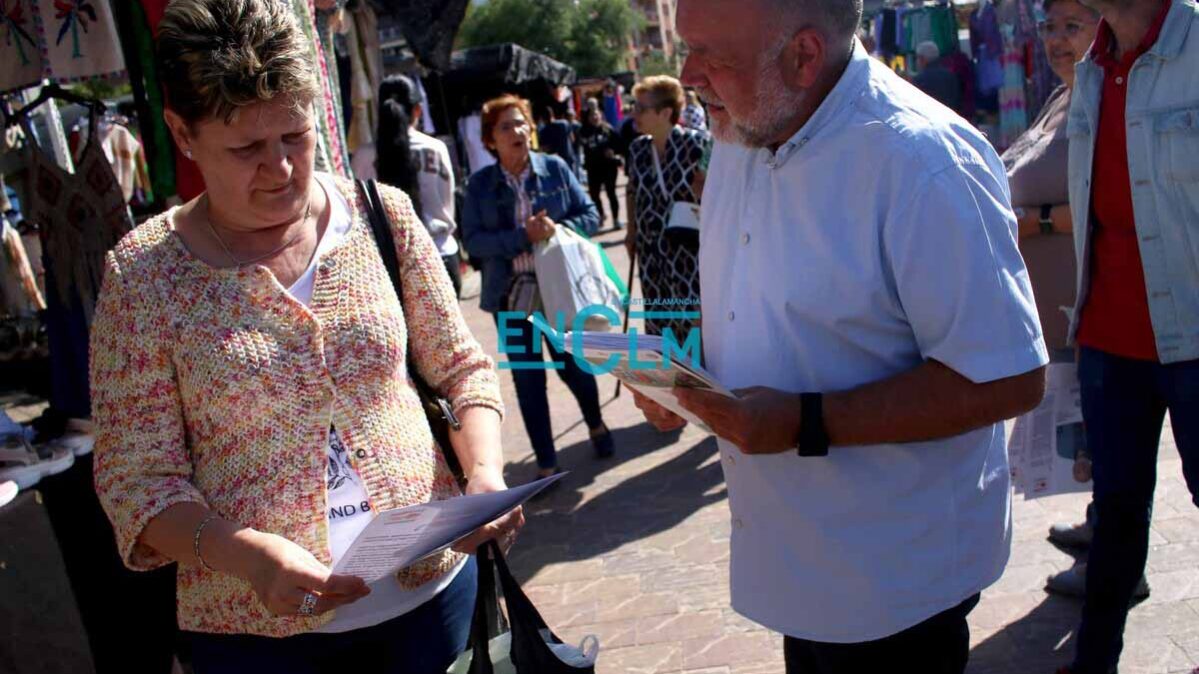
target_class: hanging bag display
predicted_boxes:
[448,541,599,674]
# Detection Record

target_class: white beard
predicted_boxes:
[710,61,805,148]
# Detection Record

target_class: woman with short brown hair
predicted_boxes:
[90,1,520,671]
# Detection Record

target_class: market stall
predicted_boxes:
[863,0,1059,150]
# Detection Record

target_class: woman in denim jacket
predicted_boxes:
[461,95,616,485]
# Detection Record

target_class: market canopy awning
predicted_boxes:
[422,43,576,136]
[445,43,576,88]
[371,0,470,71]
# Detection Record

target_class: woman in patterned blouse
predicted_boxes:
[89,1,520,671]
[625,76,711,338]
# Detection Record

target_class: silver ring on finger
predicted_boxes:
[298,591,318,617]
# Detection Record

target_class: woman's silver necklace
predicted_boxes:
[204,196,312,267]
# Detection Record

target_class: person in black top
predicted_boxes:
[536,106,577,169]
[564,108,585,177]
[578,107,623,229]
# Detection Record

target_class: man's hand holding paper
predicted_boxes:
[674,386,803,455]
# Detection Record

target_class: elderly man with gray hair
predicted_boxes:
[913,40,964,113]
[634,0,1048,670]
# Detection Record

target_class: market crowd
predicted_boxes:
[0,0,1194,672]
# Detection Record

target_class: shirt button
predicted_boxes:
[727,452,736,465]
[1115,76,1124,85]
[741,232,750,245]
[727,310,735,321]
[734,518,744,529]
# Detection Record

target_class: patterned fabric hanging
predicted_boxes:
[998,24,1028,151]
[27,109,132,322]
[1014,0,1059,119]
[0,1,42,93]
[0,0,124,94]
[294,0,350,179]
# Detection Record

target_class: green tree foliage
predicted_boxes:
[637,49,678,78]
[457,0,640,78]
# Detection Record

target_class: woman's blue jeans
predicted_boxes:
[187,556,477,674]
[1073,348,1199,673]
[494,311,604,469]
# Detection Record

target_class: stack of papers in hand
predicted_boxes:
[559,328,734,433]
[332,473,564,583]
[1008,363,1090,500]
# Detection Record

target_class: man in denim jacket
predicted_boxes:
[1064,0,1199,671]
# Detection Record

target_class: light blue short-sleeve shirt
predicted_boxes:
[699,43,1048,643]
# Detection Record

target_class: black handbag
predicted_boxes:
[358,179,465,483]
[464,541,597,673]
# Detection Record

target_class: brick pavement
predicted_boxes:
[461,217,1199,674]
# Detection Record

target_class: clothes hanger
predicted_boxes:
[4,82,106,129]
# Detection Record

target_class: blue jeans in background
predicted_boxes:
[188,556,477,674]
[1073,348,1199,673]
[494,311,604,470]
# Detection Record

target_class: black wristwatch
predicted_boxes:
[1038,204,1054,235]
[797,393,830,457]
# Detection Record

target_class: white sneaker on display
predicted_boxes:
[0,436,74,489]
[0,480,16,508]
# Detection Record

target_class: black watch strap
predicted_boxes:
[797,393,830,457]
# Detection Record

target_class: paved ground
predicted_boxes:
[459,212,1199,674]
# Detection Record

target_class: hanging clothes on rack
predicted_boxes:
[343,1,383,180]
[998,23,1029,150]
[900,5,958,58]
[99,122,146,204]
[602,87,622,128]
[139,0,204,201]
[971,0,1004,112]
[297,0,351,178]
[874,3,961,78]
[0,1,43,94]
[129,0,175,204]
[0,0,126,94]
[878,8,898,57]
[18,101,132,417]
[0,216,44,315]
[1013,0,1058,118]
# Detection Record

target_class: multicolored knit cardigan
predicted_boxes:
[90,176,503,636]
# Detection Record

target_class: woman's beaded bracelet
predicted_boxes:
[193,513,220,572]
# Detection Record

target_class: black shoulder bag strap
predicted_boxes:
[357,179,464,481]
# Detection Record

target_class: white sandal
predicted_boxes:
[0,480,17,508]
[0,436,74,489]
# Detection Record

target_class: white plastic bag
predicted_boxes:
[542,631,600,667]
[446,633,516,674]
[533,227,624,332]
